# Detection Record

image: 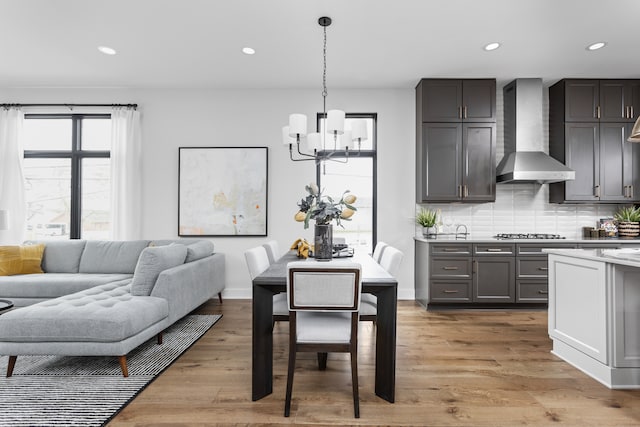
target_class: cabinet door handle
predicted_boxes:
[464,185,469,197]
[626,106,631,119]
[538,290,549,295]
[463,106,467,119]
[631,106,635,119]
[458,106,463,119]
[443,290,459,294]
[624,185,629,198]
[594,185,600,198]
[631,185,634,198]
[458,185,463,198]
[596,105,601,119]
[537,267,548,271]
[442,266,459,270]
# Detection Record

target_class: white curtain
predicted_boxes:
[111,107,142,240]
[0,107,26,244]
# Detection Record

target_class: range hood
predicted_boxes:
[496,78,575,184]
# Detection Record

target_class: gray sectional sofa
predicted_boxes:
[0,239,225,376]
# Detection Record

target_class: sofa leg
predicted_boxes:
[6,356,16,377]
[118,356,129,377]
[218,292,223,304]
[157,332,163,345]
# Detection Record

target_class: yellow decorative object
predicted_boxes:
[340,208,355,219]
[0,244,45,276]
[294,211,306,222]
[343,194,357,205]
[290,238,310,259]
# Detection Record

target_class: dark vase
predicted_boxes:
[314,224,333,261]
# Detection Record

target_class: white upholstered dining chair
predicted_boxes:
[262,240,280,264]
[284,261,363,418]
[245,246,289,322]
[360,245,404,322]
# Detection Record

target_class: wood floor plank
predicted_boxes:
[107,300,640,426]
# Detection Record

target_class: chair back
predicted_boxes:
[286,261,362,312]
[372,241,388,263]
[262,240,280,264]
[244,246,271,280]
[379,246,404,277]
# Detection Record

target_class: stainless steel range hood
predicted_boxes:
[496,78,575,184]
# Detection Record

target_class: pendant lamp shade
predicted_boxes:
[628,116,640,143]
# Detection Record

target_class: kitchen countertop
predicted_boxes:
[414,236,640,244]
[544,247,640,268]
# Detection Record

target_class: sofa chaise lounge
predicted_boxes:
[0,239,225,376]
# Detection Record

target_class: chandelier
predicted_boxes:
[282,17,368,163]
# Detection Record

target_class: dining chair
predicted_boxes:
[360,245,404,322]
[245,246,288,322]
[372,241,388,263]
[262,240,280,264]
[284,261,362,418]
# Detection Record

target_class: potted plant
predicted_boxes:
[416,208,438,238]
[294,183,357,260]
[614,205,640,237]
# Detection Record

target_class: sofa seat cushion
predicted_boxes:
[0,273,133,299]
[0,281,168,343]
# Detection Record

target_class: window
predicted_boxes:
[23,114,111,240]
[317,113,377,254]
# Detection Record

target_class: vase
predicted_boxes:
[617,221,639,237]
[314,224,333,261]
[422,226,437,238]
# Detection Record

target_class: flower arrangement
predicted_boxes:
[294,183,357,229]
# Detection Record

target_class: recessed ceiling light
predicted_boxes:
[483,42,501,51]
[242,47,256,55]
[97,46,117,55]
[586,42,606,51]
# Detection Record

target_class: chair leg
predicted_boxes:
[284,345,296,417]
[118,355,129,377]
[351,351,360,418]
[317,352,328,370]
[218,292,223,304]
[6,355,16,377]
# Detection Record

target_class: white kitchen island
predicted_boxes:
[545,248,640,389]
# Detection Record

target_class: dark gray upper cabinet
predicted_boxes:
[419,79,496,122]
[549,78,640,203]
[416,78,496,203]
[557,79,639,123]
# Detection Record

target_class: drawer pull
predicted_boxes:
[443,290,459,294]
[442,266,459,270]
[538,290,548,295]
[537,267,548,271]
[486,248,502,252]
[443,248,460,252]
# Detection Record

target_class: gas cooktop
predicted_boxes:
[494,233,566,240]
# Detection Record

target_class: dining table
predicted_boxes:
[252,250,397,403]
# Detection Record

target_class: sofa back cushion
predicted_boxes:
[130,244,188,296]
[41,240,87,273]
[79,240,150,274]
[185,240,215,263]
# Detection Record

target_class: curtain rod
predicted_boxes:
[1,103,137,109]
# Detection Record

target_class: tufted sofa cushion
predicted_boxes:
[0,281,168,343]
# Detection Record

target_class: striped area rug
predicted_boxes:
[0,314,221,426]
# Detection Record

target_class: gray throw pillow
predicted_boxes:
[130,244,188,296]
[185,240,215,263]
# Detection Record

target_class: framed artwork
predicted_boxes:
[178,147,268,236]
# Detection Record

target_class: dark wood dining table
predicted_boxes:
[252,251,397,403]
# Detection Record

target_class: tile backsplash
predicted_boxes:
[418,184,619,239]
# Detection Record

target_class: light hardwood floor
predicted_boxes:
[109,300,640,426]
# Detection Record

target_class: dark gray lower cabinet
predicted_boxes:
[474,257,515,302]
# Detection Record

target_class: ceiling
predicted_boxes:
[2,0,639,90]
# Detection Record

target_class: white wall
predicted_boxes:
[0,87,417,299]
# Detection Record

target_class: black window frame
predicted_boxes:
[23,113,111,239]
[316,112,378,248]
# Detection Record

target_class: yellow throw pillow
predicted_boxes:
[0,244,45,276]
